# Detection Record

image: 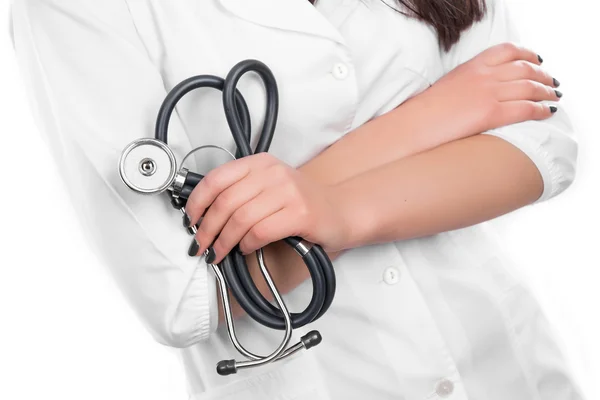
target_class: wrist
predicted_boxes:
[325,181,373,251]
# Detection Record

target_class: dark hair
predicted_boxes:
[310,0,488,51]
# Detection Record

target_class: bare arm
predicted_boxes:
[202,43,573,321]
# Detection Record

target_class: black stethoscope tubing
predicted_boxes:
[154,59,336,331]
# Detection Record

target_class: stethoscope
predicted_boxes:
[118,60,336,376]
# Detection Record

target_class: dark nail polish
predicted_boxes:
[555,90,563,98]
[188,239,200,257]
[550,106,558,114]
[205,247,216,264]
[538,54,543,63]
[183,212,191,228]
[553,78,561,87]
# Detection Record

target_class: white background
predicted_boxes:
[1,0,598,399]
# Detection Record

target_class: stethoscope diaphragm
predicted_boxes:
[118,138,177,195]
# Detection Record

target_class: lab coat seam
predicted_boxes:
[122,0,156,66]
[401,66,434,87]
[15,0,170,346]
[374,68,432,119]
[70,138,214,345]
[21,0,212,345]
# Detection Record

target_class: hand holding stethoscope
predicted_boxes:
[119,60,337,376]
[183,152,347,264]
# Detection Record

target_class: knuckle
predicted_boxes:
[520,102,539,119]
[519,44,536,58]
[195,223,211,241]
[211,194,231,213]
[524,80,538,96]
[201,171,220,191]
[539,69,553,85]
[249,224,268,245]
[498,42,519,57]
[238,240,249,255]
[521,60,535,74]
[231,207,250,226]
[513,60,533,77]
[484,100,501,120]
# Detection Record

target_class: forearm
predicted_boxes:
[219,133,543,324]
[300,93,451,186]
[332,133,543,247]
[216,94,442,322]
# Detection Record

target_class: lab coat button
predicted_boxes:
[332,62,349,80]
[383,267,400,285]
[435,379,454,397]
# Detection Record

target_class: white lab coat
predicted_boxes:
[10,0,583,399]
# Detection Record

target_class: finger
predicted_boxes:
[481,43,542,67]
[185,153,275,226]
[497,80,562,103]
[499,101,558,124]
[209,189,286,264]
[495,60,557,87]
[193,172,267,256]
[239,208,302,256]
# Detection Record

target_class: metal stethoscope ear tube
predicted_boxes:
[118,60,336,376]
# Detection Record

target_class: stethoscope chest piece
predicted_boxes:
[118,59,336,376]
[119,138,177,195]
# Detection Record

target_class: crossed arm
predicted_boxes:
[194,44,560,321]
[12,0,576,346]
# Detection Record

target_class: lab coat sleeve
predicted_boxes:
[10,0,220,348]
[441,0,578,204]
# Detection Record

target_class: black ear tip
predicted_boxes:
[301,330,322,350]
[216,359,237,376]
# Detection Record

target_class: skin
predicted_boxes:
[184,43,562,321]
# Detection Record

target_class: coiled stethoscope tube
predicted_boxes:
[118,60,336,376]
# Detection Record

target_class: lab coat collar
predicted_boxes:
[218,0,346,46]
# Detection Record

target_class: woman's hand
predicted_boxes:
[412,42,561,148]
[183,153,349,264]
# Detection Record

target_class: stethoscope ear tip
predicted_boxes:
[216,359,237,376]
[301,330,322,350]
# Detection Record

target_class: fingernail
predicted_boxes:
[538,54,543,63]
[183,212,191,228]
[188,239,200,257]
[187,221,202,235]
[205,247,216,264]
[555,90,563,98]
[550,106,558,114]
[553,78,561,87]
